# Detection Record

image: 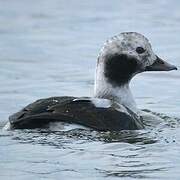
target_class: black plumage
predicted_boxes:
[9,97,144,131]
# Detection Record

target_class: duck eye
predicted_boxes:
[136,47,145,54]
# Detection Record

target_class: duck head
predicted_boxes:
[94,32,177,112]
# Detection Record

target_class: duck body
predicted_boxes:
[9,96,144,130]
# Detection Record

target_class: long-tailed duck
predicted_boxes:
[6,32,177,131]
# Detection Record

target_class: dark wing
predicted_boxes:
[9,97,144,131]
[9,96,75,128]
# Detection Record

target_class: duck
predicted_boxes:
[6,32,177,131]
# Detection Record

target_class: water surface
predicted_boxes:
[0,0,180,179]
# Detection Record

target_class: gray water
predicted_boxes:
[0,0,180,179]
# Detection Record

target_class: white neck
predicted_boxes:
[94,62,138,113]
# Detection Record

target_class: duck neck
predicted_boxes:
[94,69,138,113]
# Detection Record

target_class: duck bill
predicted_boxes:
[145,56,177,71]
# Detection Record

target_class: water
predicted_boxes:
[0,0,180,179]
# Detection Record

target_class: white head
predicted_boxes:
[94,32,177,113]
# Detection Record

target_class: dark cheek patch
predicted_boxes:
[104,54,138,86]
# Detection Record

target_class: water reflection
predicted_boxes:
[6,128,157,147]
[96,167,167,179]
